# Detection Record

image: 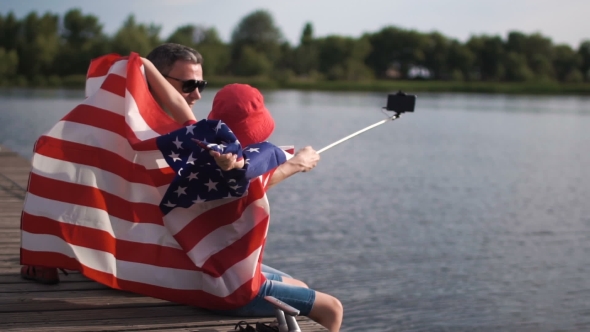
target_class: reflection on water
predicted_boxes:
[1,89,590,331]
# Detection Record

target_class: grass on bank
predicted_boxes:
[2,75,590,95]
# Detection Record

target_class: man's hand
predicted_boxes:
[209,150,245,171]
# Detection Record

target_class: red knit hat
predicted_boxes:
[208,84,275,147]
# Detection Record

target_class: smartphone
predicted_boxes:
[386,91,416,113]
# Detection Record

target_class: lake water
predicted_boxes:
[1,88,590,331]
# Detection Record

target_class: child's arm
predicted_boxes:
[267,146,319,189]
[140,57,197,125]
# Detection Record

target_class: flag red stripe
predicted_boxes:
[22,214,200,271]
[126,55,182,136]
[100,73,127,97]
[63,104,128,138]
[20,249,258,309]
[28,173,163,225]
[35,136,175,187]
[87,54,126,78]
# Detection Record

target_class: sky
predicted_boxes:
[2,0,589,48]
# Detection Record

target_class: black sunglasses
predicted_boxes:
[164,75,207,93]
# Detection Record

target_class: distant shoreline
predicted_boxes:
[2,76,590,96]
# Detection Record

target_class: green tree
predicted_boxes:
[504,52,534,81]
[365,27,429,79]
[0,12,21,51]
[167,25,230,76]
[578,40,590,81]
[506,32,554,79]
[0,47,19,82]
[447,40,475,81]
[423,32,451,79]
[232,45,272,77]
[466,35,505,81]
[55,9,108,76]
[552,44,581,82]
[230,10,283,74]
[111,15,161,56]
[16,12,61,79]
[196,28,230,76]
[292,22,319,76]
[317,35,372,80]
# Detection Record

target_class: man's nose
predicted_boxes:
[189,88,202,100]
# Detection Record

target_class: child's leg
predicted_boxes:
[308,291,343,332]
[211,279,342,331]
[261,264,293,278]
[261,265,309,288]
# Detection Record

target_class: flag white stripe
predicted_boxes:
[31,154,167,204]
[82,87,125,115]
[125,87,160,142]
[23,193,181,249]
[85,76,105,98]
[22,231,259,295]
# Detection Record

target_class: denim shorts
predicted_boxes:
[211,264,316,317]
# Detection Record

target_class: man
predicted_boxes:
[146,43,206,110]
[20,43,207,284]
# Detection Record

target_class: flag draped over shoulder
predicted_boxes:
[20,52,289,309]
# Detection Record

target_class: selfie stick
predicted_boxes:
[317,113,400,154]
[316,91,415,154]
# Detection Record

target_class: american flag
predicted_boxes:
[155,119,290,213]
[20,52,291,309]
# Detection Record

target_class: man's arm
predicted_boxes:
[140,57,197,125]
[267,146,320,189]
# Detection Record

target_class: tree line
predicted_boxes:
[1,8,589,87]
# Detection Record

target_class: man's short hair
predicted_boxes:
[146,43,203,75]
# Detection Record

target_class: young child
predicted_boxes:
[204,84,344,332]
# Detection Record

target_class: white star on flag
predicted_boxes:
[215,120,223,133]
[173,136,183,149]
[192,195,206,204]
[164,201,176,208]
[246,148,260,153]
[186,153,197,165]
[174,186,187,197]
[169,152,181,162]
[204,179,218,192]
[185,124,195,135]
[187,172,199,181]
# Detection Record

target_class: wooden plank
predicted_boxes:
[0,315,295,332]
[0,318,324,332]
[0,280,110,293]
[0,289,177,312]
[0,272,89,284]
[0,305,209,324]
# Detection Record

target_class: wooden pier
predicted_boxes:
[0,145,326,331]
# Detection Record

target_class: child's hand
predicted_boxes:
[209,150,245,171]
[289,146,320,172]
